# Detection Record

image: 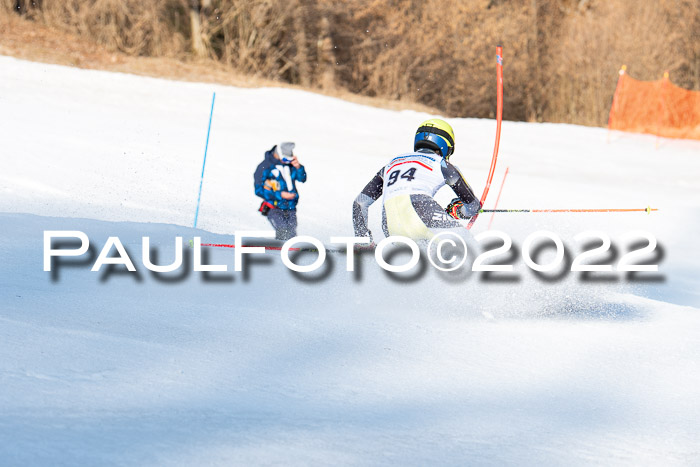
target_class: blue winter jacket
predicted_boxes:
[254,147,307,210]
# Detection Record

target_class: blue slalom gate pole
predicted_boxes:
[193,92,216,228]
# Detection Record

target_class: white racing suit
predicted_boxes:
[352,149,481,241]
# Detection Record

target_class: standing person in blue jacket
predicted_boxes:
[254,142,307,240]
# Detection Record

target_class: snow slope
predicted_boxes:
[1,55,699,465]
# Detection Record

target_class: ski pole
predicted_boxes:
[199,243,351,253]
[479,207,658,213]
[193,91,216,229]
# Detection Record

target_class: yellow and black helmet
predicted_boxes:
[414,118,455,159]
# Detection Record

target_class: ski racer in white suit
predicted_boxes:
[353,119,481,242]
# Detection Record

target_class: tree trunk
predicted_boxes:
[293,4,311,87]
[317,17,336,90]
[190,0,211,58]
[527,0,540,122]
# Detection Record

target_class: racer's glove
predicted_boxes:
[447,197,482,220]
[446,198,469,220]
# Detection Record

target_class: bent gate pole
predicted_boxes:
[468,45,503,230]
[487,166,510,229]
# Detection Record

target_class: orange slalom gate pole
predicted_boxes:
[467,45,503,230]
[487,166,510,229]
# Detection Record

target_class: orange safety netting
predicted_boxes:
[608,67,700,140]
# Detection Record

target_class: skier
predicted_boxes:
[352,119,480,242]
[254,142,307,240]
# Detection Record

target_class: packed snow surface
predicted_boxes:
[1,56,699,465]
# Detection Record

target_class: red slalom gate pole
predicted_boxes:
[468,45,503,230]
[487,166,509,229]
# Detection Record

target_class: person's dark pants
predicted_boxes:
[268,208,297,241]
